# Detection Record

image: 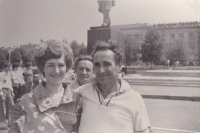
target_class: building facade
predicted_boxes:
[111,21,200,62]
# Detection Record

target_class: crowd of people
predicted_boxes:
[0,59,34,129]
[0,39,151,133]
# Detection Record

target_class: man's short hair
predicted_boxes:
[16,58,21,62]
[12,62,21,69]
[3,61,12,68]
[74,54,93,71]
[25,62,32,68]
[91,40,122,66]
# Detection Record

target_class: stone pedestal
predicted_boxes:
[87,26,125,63]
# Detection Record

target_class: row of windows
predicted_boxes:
[162,33,194,39]
[128,33,195,41]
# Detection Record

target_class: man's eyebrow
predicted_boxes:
[94,62,99,65]
[103,61,111,64]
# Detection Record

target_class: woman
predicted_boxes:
[21,62,33,96]
[9,39,78,133]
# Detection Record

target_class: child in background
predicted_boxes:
[0,61,14,130]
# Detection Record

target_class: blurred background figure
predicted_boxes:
[0,61,14,130]
[11,62,25,103]
[21,62,33,96]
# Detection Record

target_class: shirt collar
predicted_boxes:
[33,82,76,112]
[90,77,131,93]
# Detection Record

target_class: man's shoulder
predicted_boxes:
[79,83,93,91]
[73,82,94,95]
[127,88,142,97]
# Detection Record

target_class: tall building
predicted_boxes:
[111,21,200,62]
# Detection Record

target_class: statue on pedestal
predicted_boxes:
[97,0,116,27]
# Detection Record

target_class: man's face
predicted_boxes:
[76,60,93,85]
[94,50,119,85]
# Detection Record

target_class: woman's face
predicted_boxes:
[44,55,67,86]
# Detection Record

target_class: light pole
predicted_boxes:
[167,60,170,68]
[8,47,13,63]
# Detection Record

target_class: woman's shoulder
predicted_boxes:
[18,92,36,107]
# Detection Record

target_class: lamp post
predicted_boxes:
[176,61,179,67]
[7,47,13,63]
[167,60,170,68]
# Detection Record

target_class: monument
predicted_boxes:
[87,0,125,64]
[97,0,115,26]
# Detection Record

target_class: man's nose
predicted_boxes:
[99,66,105,73]
[82,69,87,74]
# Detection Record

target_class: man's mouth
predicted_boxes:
[51,75,61,78]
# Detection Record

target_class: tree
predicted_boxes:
[0,49,7,70]
[141,28,162,68]
[10,47,21,63]
[164,40,194,65]
[19,47,32,65]
[70,40,80,59]
[124,36,141,66]
[79,43,87,55]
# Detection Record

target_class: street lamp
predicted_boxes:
[7,47,13,63]
[167,60,170,68]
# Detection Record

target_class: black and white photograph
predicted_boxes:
[0,0,200,133]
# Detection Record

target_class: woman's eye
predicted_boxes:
[46,64,54,67]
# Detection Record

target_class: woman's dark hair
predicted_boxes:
[34,39,73,76]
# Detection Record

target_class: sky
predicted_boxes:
[0,0,200,48]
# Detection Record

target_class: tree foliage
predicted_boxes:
[19,47,33,65]
[10,47,22,63]
[141,28,162,68]
[70,40,87,59]
[124,36,140,66]
[163,40,194,65]
[0,49,7,70]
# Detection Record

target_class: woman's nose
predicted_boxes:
[54,65,60,73]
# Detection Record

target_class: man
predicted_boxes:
[66,55,94,132]
[98,0,116,26]
[75,40,151,133]
[68,54,94,90]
